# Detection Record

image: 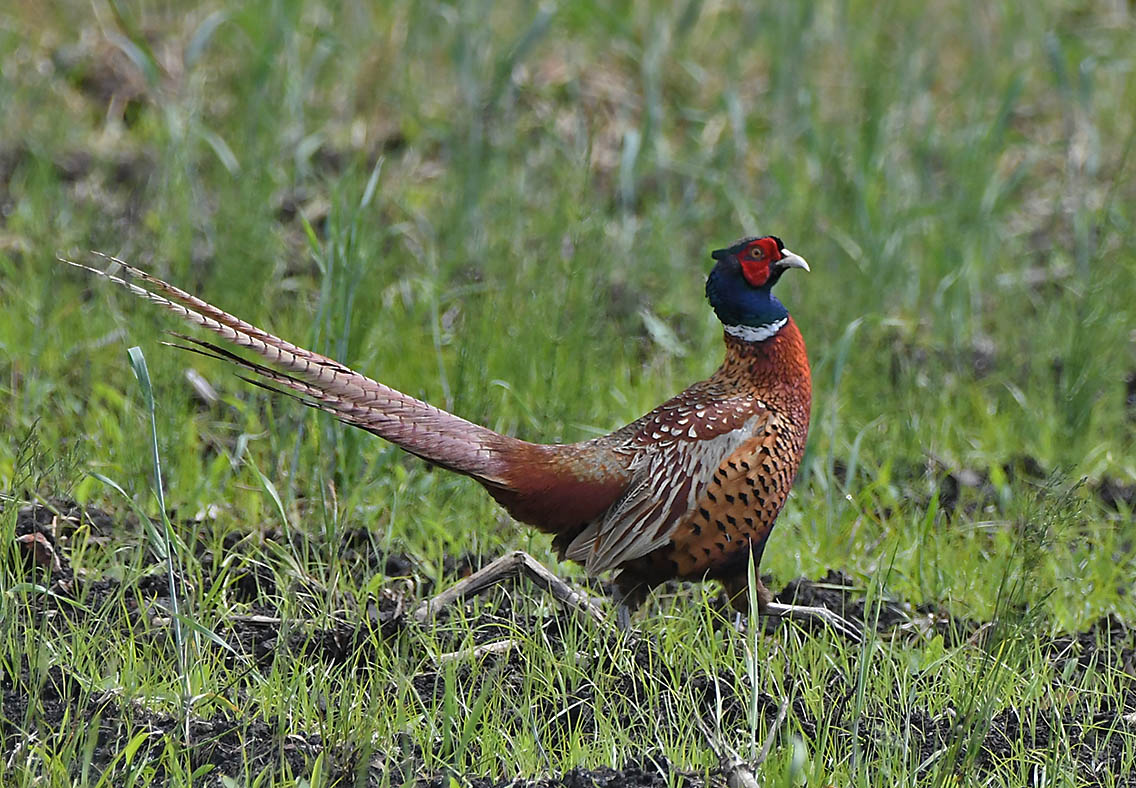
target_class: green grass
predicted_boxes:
[2,0,1135,785]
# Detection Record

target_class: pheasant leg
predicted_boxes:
[411,550,608,627]
[720,573,862,642]
[761,600,863,643]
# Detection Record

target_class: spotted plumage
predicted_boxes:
[65,235,812,616]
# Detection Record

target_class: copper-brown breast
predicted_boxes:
[617,317,812,583]
[668,411,804,578]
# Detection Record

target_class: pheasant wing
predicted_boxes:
[565,386,773,574]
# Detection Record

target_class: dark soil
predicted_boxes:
[413,764,672,788]
[0,659,323,782]
[4,498,1136,787]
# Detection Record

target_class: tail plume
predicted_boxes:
[62,254,523,484]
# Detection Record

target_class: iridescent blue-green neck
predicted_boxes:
[705,263,789,331]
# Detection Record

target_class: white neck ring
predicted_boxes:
[724,318,787,343]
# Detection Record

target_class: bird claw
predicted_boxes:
[762,601,863,643]
[411,550,609,628]
[409,550,863,644]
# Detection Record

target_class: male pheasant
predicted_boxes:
[69,236,831,627]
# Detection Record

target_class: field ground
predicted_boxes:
[1,1,1135,785]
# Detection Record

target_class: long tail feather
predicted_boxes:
[167,332,464,465]
[62,255,523,484]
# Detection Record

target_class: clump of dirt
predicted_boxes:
[1096,476,1136,513]
[833,452,1134,520]
[770,570,985,645]
[1126,370,1136,422]
[9,496,118,545]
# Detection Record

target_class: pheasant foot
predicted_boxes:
[762,601,863,643]
[411,550,608,628]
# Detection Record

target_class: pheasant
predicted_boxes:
[65,236,857,637]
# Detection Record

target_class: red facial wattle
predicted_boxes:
[739,237,782,287]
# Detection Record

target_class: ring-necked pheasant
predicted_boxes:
[65,236,856,636]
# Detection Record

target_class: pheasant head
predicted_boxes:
[705,236,809,342]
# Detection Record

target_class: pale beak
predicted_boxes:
[777,249,810,272]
